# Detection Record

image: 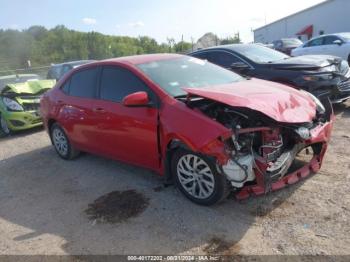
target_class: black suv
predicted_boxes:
[47,60,94,81]
[189,44,350,103]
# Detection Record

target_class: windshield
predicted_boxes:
[137,57,243,97]
[233,44,289,63]
[0,75,40,91]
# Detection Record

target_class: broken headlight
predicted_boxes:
[2,97,24,111]
[295,126,311,140]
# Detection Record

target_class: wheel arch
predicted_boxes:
[163,138,194,185]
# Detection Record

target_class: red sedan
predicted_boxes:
[40,54,334,205]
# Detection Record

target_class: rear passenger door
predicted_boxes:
[59,67,100,152]
[93,65,159,170]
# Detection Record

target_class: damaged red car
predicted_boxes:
[40,54,334,205]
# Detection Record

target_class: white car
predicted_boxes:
[292,33,350,64]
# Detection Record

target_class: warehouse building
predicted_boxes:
[254,0,350,44]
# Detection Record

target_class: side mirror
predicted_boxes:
[230,62,249,70]
[333,39,343,46]
[122,91,150,107]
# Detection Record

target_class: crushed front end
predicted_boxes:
[296,59,350,104]
[193,97,334,199]
[0,80,55,131]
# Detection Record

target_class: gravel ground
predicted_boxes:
[0,102,349,256]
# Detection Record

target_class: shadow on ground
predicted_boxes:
[333,102,350,119]
[0,126,44,141]
[0,145,306,255]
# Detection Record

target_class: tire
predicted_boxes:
[171,148,230,205]
[348,54,350,66]
[0,113,11,138]
[50,123,80,160]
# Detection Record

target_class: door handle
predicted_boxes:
[93,108,106,113]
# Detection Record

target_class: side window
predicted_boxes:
[207,51,242,67]
[192,52,208,60]
[323,36,341,45]
[273,40,283,49]
[69,67,98,98]
[306,37,324,47]
[99,66,154,103]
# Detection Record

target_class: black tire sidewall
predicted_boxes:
[0,113,10,137]
[51,123,72,160]
[171,148,229,205]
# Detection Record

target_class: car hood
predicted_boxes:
[269,55,342,70]
[183,78,316,124]
[0,79,56,96]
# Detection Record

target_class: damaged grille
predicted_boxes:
[22,103,40,111]
[338,79,350,92]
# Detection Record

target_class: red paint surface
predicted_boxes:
[184,78,317,123]
[40,54,334,199]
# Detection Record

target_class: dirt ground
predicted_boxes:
[0,102,349,256]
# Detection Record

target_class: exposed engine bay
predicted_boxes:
[186,97,328,191]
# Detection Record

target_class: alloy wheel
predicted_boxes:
[176,154,215,199]
[52,128,68,156]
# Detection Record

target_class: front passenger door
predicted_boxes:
[93,66,159,170]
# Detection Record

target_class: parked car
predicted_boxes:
[291,33,350,64]
[272,38,303,55]
[40,54,333,205]
[0,74,55,136]
[47,60,95,81]
[189,44,350,103]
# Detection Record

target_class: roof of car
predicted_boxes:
[52,60,95,67]
[102,53,184,65]
[191,43,256,53]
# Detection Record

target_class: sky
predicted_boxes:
[0,0,325,43]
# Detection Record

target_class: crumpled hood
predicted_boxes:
[1,79,56,95]
[269,55,342,70]
[183,78,317,123]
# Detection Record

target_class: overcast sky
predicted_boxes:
[0,0,325,43]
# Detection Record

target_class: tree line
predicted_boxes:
[0,25,240,73]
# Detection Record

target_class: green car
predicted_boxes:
[0,74,56,137]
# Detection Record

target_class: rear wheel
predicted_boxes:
[171,148,230,205]
[0,114,11,137]
[51,123,80,160]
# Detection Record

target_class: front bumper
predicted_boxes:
[235,116,334,200]
[300,71,350,103]
[1,110,43,131]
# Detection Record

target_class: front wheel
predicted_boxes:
[171,148,230,205]
[0,114,11,137]
[51,123,80,160]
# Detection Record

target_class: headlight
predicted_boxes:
[295,126,311,140]
[300,90,325,114]
[340,60,349,75]
[2,97,24,111]
[302,74,333,81]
